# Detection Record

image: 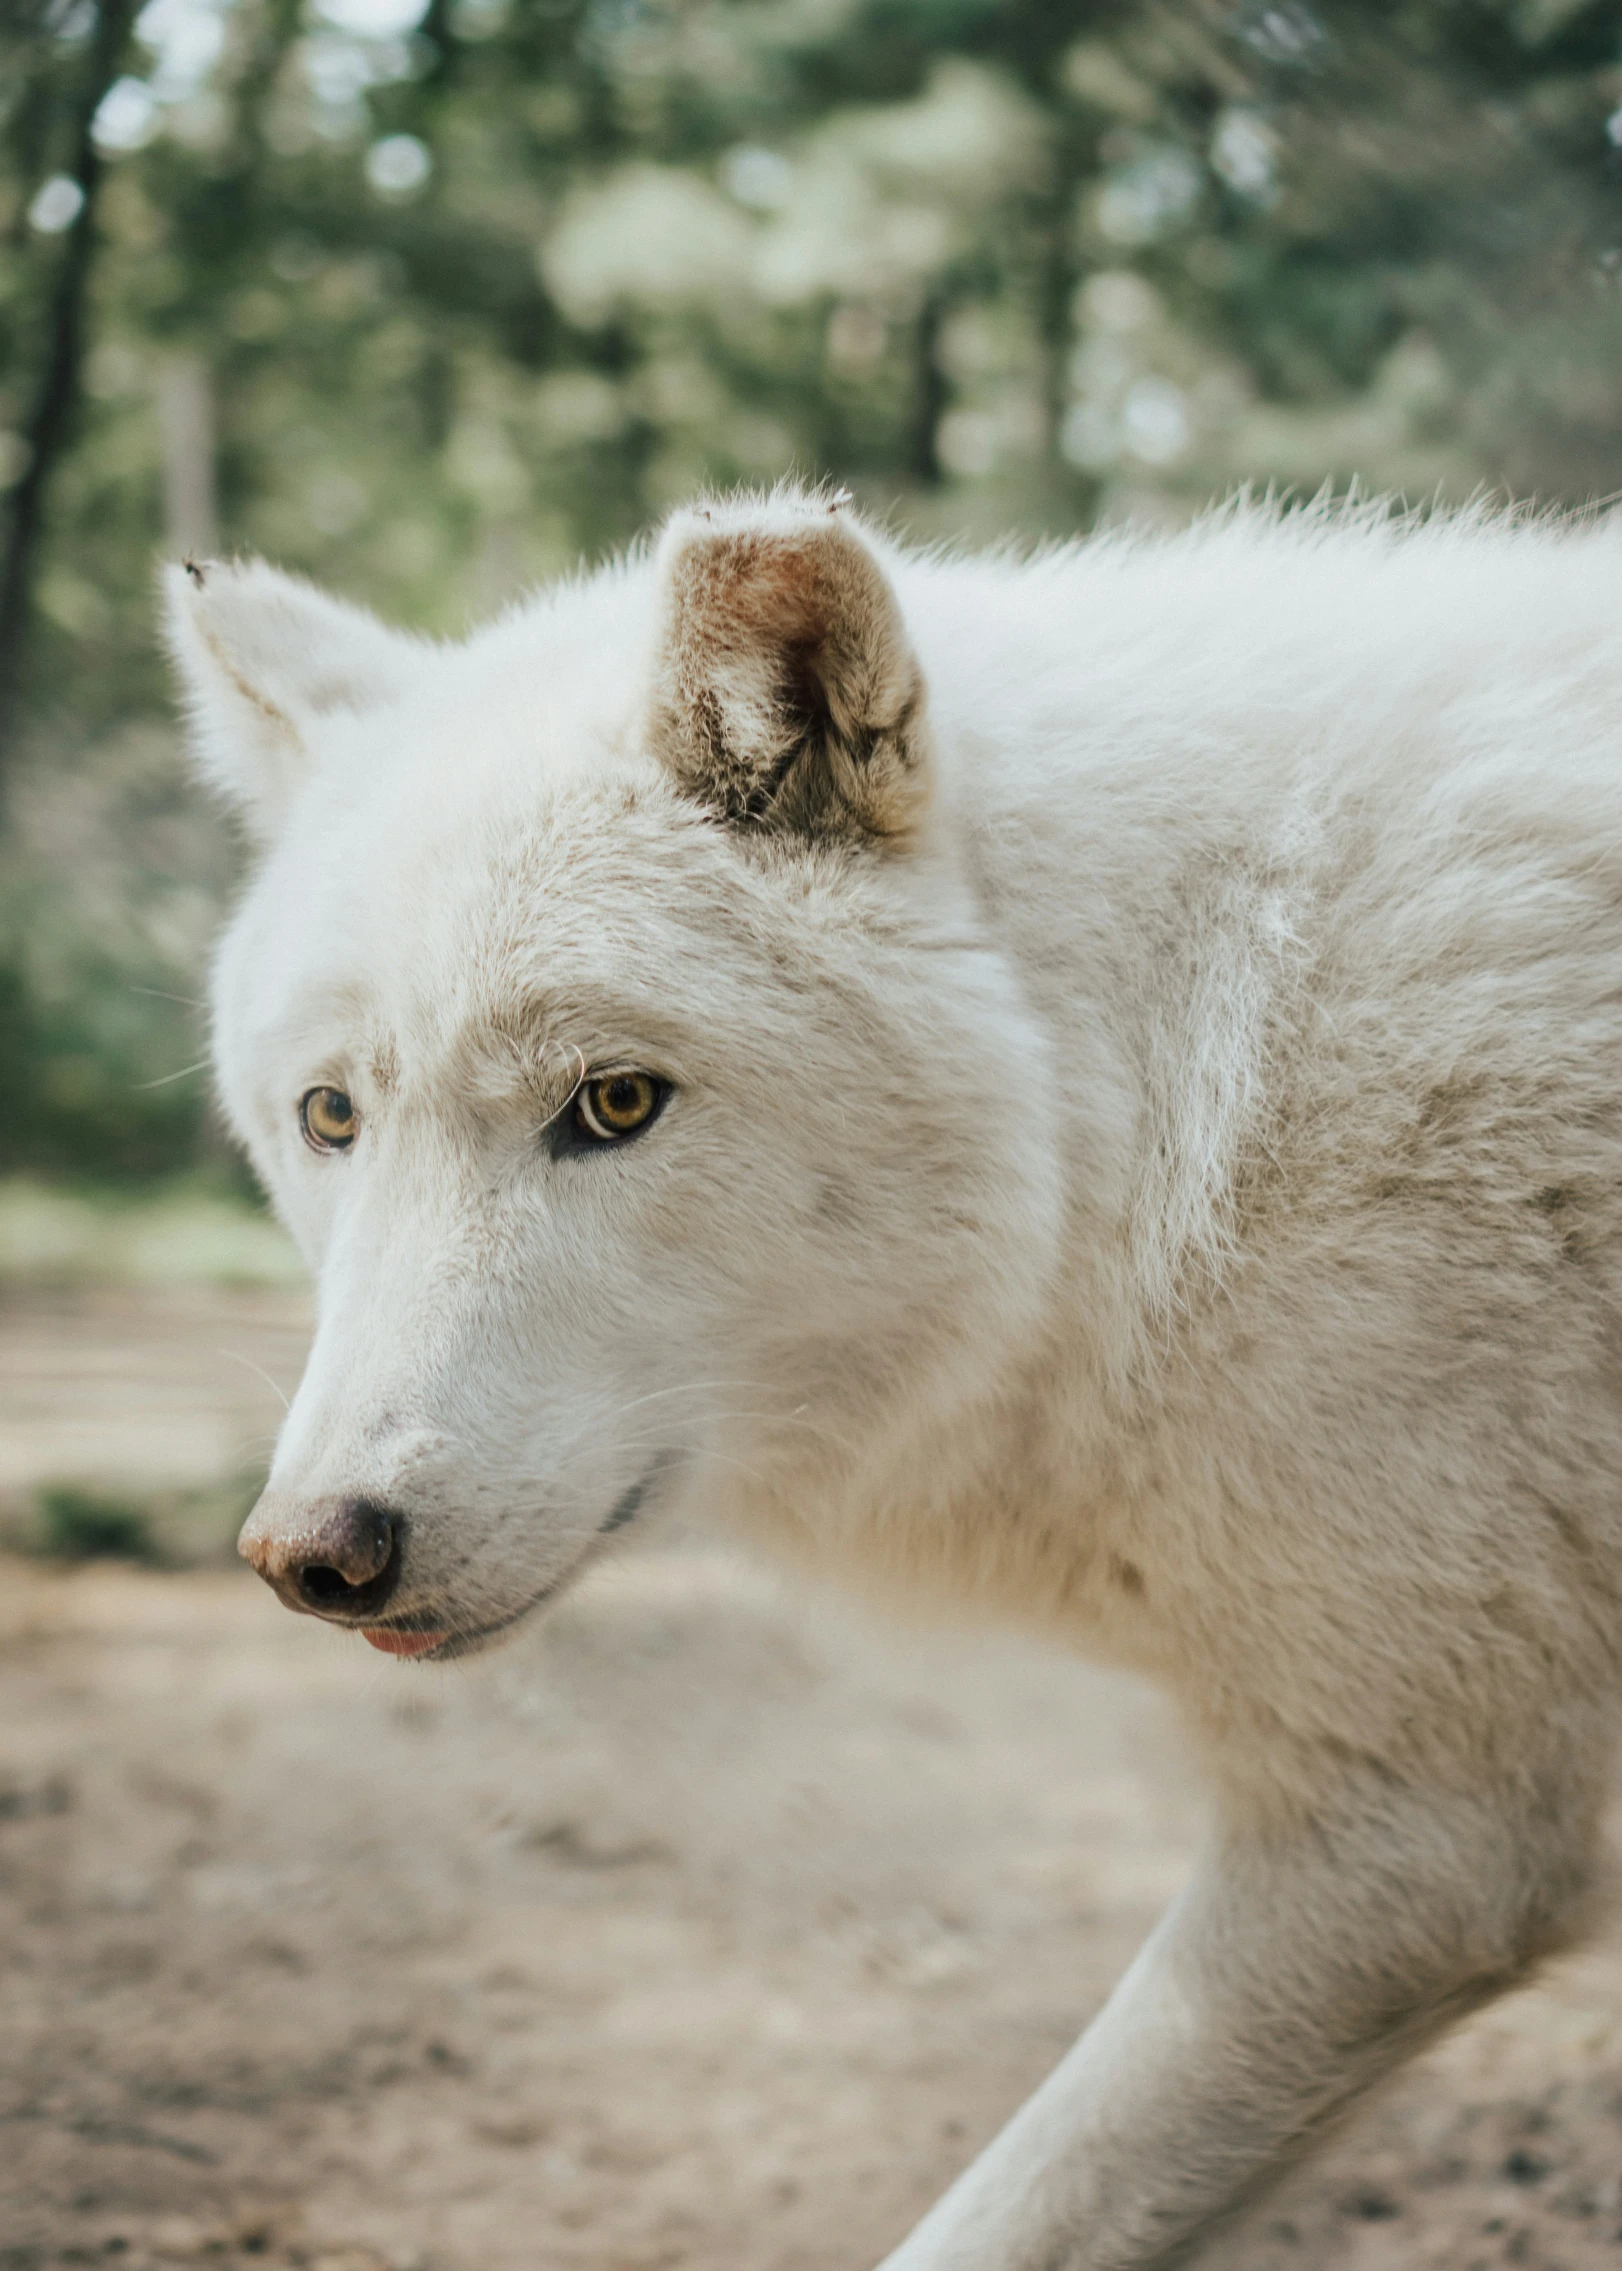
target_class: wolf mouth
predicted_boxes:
[364,1469,661,1662]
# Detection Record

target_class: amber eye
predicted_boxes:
[573,1071,664,1144]
[300,1086,358,1152]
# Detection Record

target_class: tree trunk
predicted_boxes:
[0,0,139,776]
[907,285,949,488]
[1035,117,1092,488]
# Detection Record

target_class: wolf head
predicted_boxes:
[166,494,1062,1657]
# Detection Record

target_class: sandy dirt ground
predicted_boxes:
[3,1287,1622,2271]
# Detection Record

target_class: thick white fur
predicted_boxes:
[167,493,1622,2269]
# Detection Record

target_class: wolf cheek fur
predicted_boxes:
[166,492,1622,2270]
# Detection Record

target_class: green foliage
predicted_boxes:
[36,1481,156,1559]
[5,0,1622,1177]
[0,1172,301,1285]
[27,1467,263,1562]
[0,714,234,1178]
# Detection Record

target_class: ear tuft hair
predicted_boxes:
[161,558,426,841]
[644,494,932,842]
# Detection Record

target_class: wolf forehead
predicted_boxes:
[226,783,753,1061]
[218,748,903,1121]
[171,492,967,1127]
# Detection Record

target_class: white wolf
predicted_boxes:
[167,490,1622,2270]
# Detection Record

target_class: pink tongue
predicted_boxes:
[361,1627,446,1657]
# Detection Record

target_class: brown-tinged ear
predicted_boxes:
[644,495,931,840]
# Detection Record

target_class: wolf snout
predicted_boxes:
[238,1491,404,1620]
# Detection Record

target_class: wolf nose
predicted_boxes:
[238,1492,403,1619]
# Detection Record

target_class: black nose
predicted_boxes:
[295,1499,402,1616]
[239,1493,404,1620]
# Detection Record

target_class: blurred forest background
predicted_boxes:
[6,0,1622,1198]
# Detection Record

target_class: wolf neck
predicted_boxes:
[696,573,1168,1646]
[722,543,1300,1648]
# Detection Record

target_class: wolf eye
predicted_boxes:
[300,1086,357,1152]
[573,1072,666,1144]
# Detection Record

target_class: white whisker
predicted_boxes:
[133,1058,210,1091]
[218,1348,292,1412]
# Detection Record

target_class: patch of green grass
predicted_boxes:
[21,1470,264,1567]
[37,1484,157,1562]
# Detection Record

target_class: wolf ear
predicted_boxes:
[161,559,426,841]
[644,496,931,841]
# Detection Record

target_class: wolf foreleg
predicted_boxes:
[874,1783,1590,2271]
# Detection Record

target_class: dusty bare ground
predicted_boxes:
[3,1289,1622,2271]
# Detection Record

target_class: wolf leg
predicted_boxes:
[875,1779,1592,2271]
